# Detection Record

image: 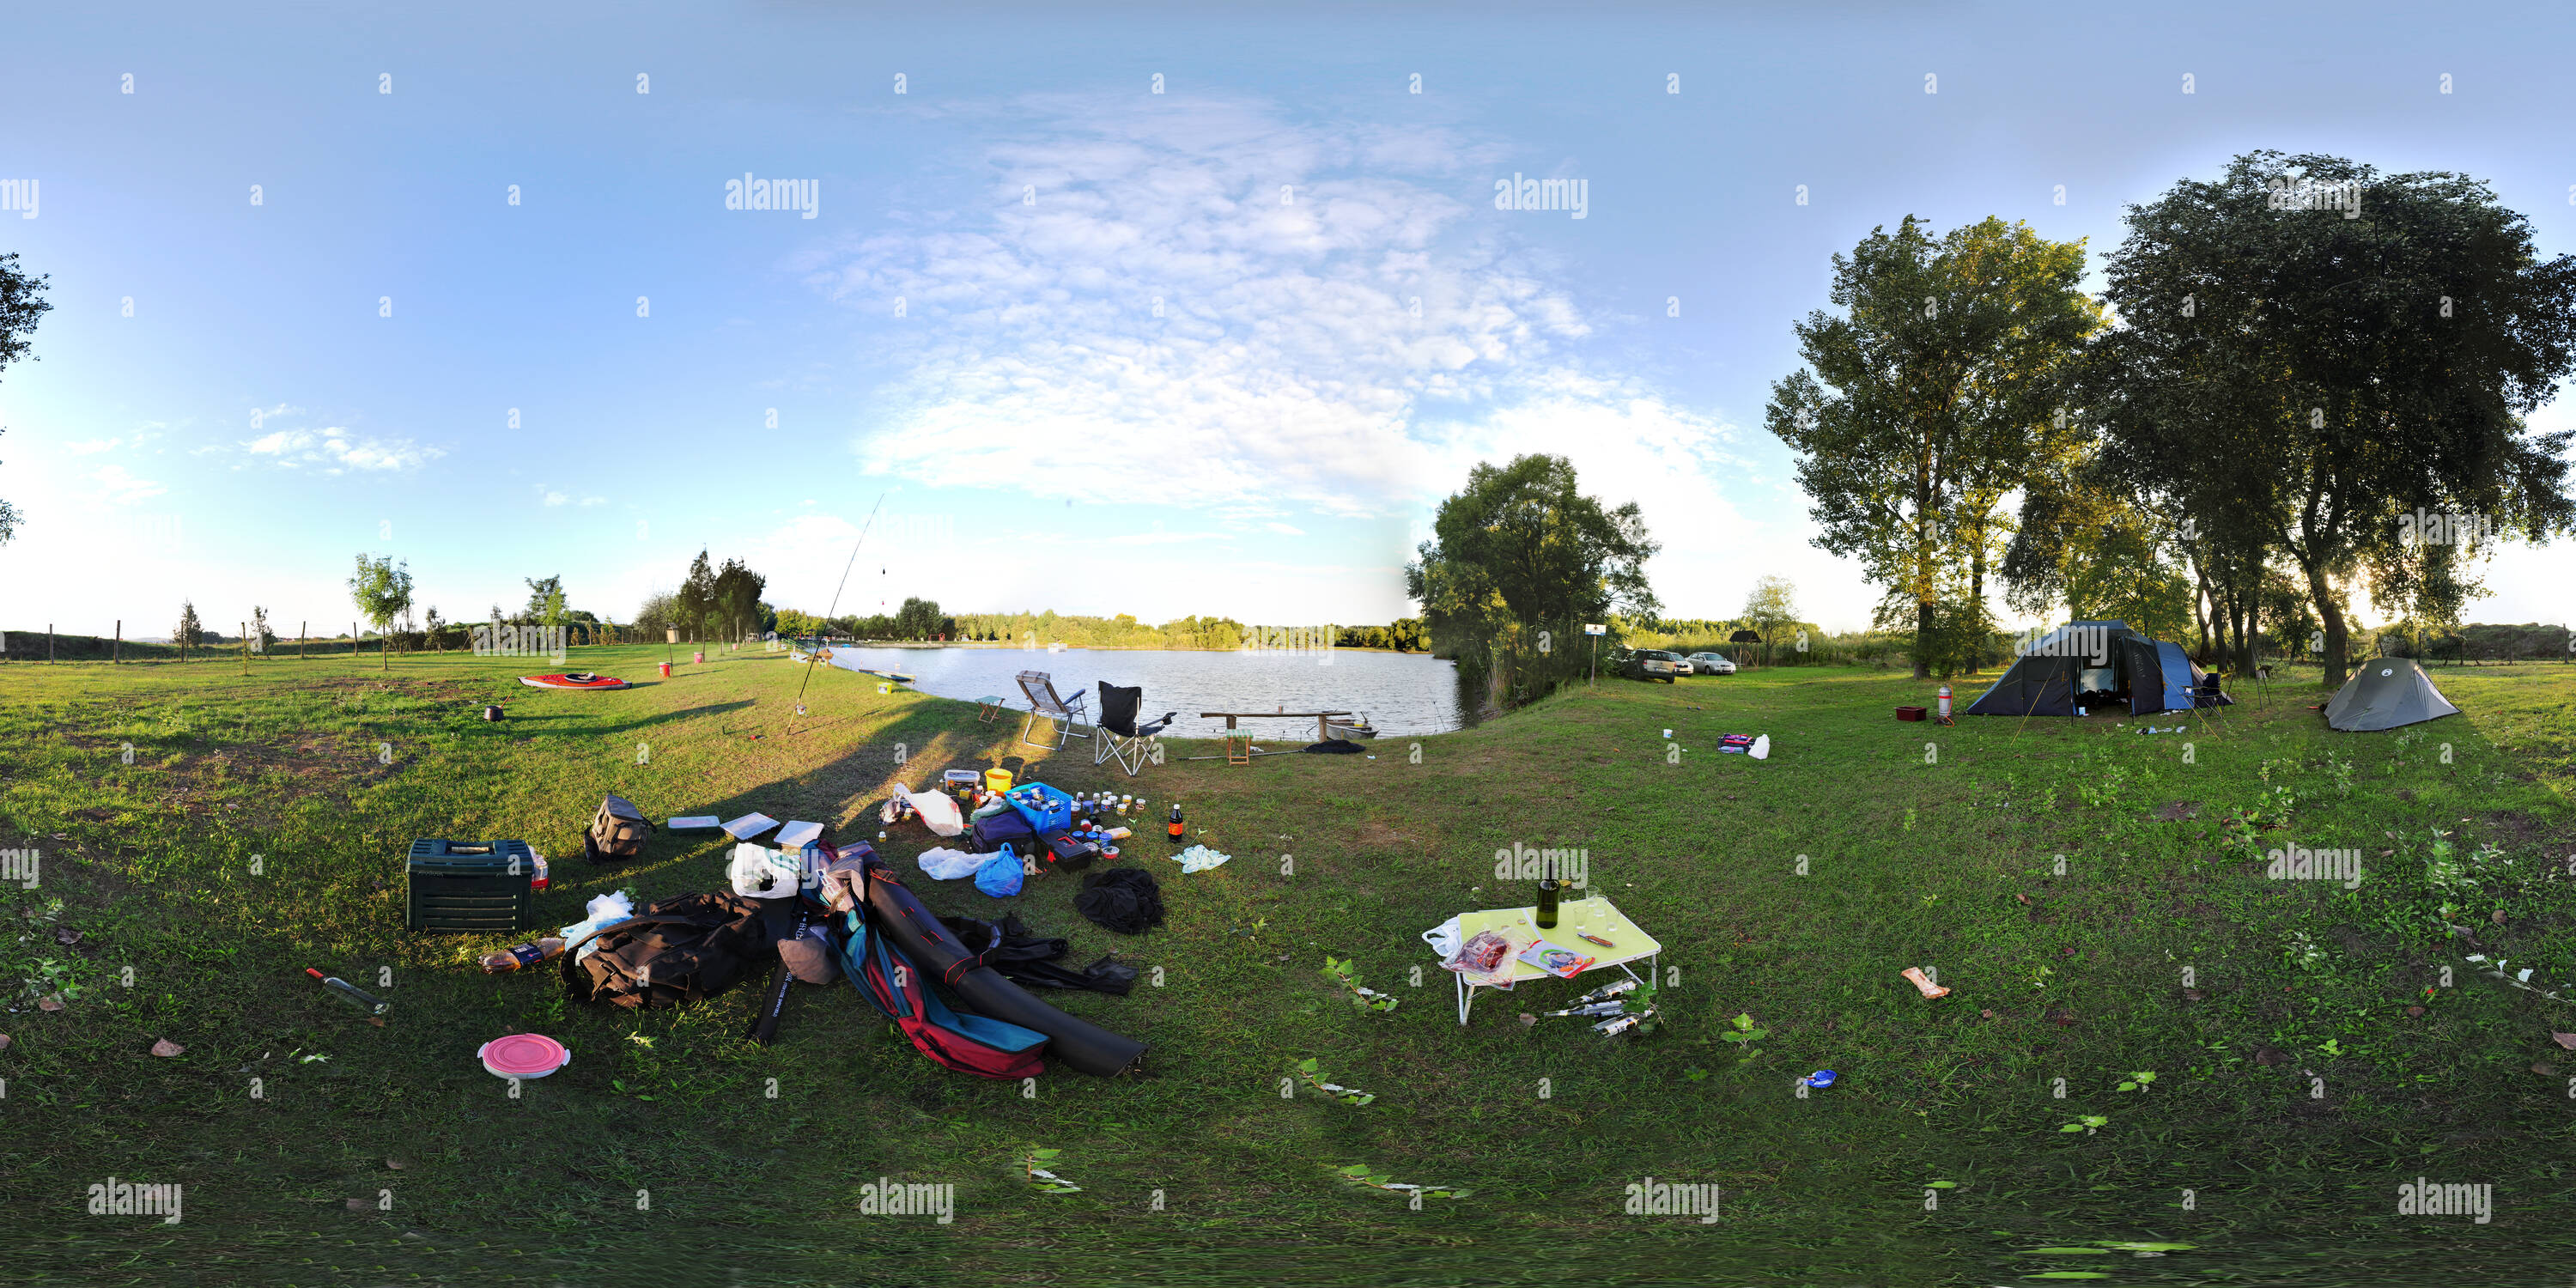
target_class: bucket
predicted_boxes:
[658,662,671,678]
[983,768,1016,794]
[693,651,705,665]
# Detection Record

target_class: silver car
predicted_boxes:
[1686,652,1736,675]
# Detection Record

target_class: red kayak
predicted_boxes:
[519,672,631,690]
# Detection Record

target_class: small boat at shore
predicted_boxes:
[1323,713,1377,739]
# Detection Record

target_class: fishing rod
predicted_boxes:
[791,492,888,720]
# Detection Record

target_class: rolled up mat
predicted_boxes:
[859,859,1147,1077]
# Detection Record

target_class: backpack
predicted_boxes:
[584,794,654,863]
[562,890,776,1010]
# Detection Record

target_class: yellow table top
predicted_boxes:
[1448,896,1662,984]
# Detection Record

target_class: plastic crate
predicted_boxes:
[405,838,537,933]
[1005,782,1072,834]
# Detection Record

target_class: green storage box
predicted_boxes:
[405,838,536,933]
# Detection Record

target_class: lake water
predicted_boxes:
[808,646,1470,737]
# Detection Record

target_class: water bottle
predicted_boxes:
[306,969,391,1017]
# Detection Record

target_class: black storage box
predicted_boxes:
[405,838,537,933]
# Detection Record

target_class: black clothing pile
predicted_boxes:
[1073,867,1166,935]
[938,913,1137,995]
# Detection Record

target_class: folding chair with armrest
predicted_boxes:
[1093,682,1177,776]
[1015,671,1093,750]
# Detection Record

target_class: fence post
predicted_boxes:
[240,622,249,675]
[114,621,120,664]
[48,623,54,662]
[300,622,307,661]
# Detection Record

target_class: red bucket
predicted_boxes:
[693,651,705,665]
[658,662,672,677]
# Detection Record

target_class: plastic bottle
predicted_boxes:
[306,968,391,1017]
[478,937,568,974]
[1167,804,1185,846]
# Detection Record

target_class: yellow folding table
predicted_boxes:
[1430,895,1662,1025]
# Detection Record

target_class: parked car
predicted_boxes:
[1620,648,1684,683]
[1686,652,1736,676]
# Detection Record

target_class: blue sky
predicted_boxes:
[4,1,2573,638]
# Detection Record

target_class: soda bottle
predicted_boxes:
[1167,804,1185,845]
[478,937,568,974]
[305,968,391,1017]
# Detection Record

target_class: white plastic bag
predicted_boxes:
[1750,734,1771,761]
[891,783,966,837]
[728,843,799,898]
[916,847,981,881]
[1419,915,1463,961]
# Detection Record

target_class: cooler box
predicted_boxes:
[405,838,538,933]
[1006,782,1072,834]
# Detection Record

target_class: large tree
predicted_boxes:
[1406,453,1659,641]
[676,550,718,643]
[0,252,53,545]
[2093,151,2576,684]
[711,558,768,643]
[1767,216,2104,677]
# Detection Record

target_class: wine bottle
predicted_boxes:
[1543,999,1628,1018]
[1535,857,1560,929]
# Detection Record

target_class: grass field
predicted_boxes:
[3,646,2573,1286]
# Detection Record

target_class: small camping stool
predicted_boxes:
[1014,670,1093,750]
[1093,682,1177,777]
[976,695,1005,725]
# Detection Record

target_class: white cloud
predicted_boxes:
[580,495,607,507]
[543,491,569,507]
[803,95,1624,519]
[89,465,168,503]
[66,438,122,455]
[1265,522,1306,536]
[235,425,441,473]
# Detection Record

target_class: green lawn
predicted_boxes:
[3,647,2573,1285]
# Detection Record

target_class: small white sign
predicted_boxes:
[1583,623,1607,635]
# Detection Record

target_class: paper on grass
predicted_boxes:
[775,820,823,850]
[720,812,780,840]
[666,816,721,829]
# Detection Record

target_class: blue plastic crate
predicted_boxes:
[1005,782,1072,834]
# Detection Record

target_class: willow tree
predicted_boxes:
[1767,216,2103,677]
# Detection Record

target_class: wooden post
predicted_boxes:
[241,622,249,675]
[114,620,120,664]
[47,623,53,662]
[353,623,360,669]
[300,622,307,661]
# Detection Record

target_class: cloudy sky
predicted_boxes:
[4,1,2573,638]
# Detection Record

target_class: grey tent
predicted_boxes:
[2324,658,2461,732]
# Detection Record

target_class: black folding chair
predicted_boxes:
[1093,682,1177,776]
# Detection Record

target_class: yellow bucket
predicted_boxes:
[984,768,1015,793]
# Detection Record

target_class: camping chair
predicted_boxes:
[1093,682,1178,776]
[1015,671,1092,750]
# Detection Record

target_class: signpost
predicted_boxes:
[1584,623,1606,686]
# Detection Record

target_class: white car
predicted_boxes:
[1686,652,1736,675]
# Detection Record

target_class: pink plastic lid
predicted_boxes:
[478,1033,570,1078]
